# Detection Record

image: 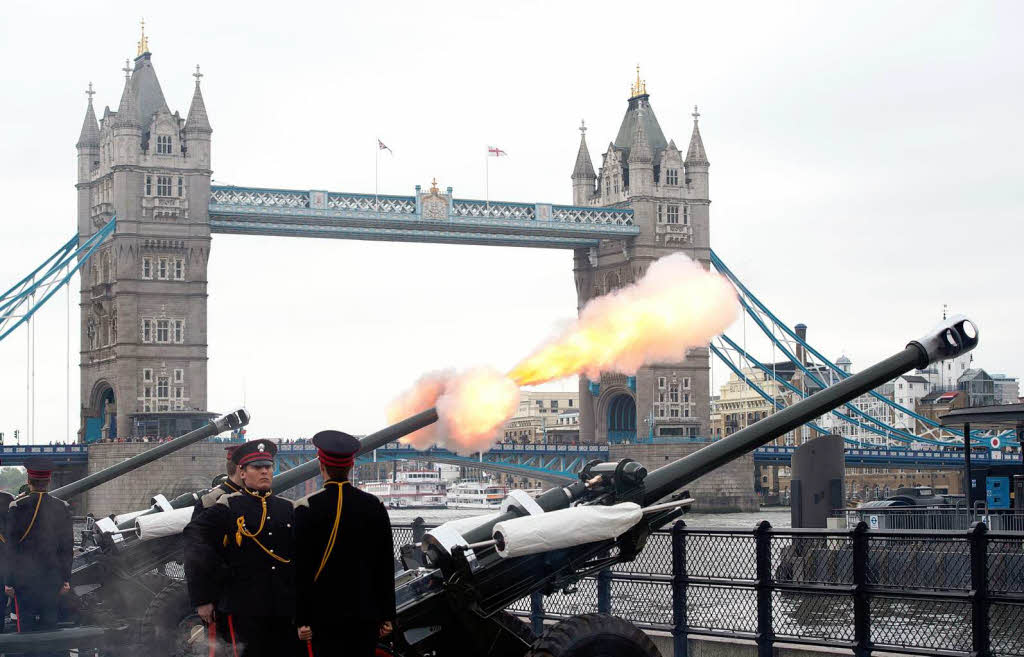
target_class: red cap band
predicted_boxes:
[238,452,273,466]
[26,469,51,480]
[317,449,354,468]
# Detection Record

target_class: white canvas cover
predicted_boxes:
[135,506,194,541]
[492,502,642,558]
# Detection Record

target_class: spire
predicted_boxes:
[185,65,212,134]
[77,82,100,147]
[137,18,149,56]
[630,64,647,99]
[628,109,652,164]
[572,119,596,179]
[685,105,709,166]
[112,60,139,129]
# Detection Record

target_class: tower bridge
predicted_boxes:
[1,34,1011,503]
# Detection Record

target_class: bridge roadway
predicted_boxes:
[207,185,639,249]
[6,441,1013,480]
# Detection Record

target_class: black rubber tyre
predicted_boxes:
[139,580,207,657]
[524,613,661,657]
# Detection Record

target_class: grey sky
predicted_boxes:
[1,1,1021,442]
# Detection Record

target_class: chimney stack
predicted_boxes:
[795,323,808,365]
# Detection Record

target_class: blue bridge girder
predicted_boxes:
[0,441,1011,478]
[207,186,639,249]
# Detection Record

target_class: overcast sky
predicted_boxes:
[0,1,1021,443]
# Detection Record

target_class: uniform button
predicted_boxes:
[270,549,274,553]
[268,532,273,536]
[272,566,276,571]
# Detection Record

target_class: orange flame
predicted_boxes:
[388,254,738,455]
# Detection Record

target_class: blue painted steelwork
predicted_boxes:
[0,219,116,343]
[0,444,88,466]
[710,250,1010,443]
[753,444,1014,468]
[208,185,637,248]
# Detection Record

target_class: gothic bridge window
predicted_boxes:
[145,175,185,198]
[666,168,679,185]
[140,317,185,344]
[156,135,172,155]
[141,255,185,281]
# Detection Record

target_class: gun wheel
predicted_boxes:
[139,579,208,656]
[524,613,661,657]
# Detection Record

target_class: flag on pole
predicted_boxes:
[378,139,392,154]
[488,146,508,157]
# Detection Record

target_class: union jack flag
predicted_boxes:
[488,146,508,157]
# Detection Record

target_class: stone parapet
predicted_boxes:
[610,442,758,513]
[82,441,228,517]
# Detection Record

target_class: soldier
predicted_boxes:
[3,458,73,652]
[0,465,14,634]
[192,445,243,518]
[184,444,243,653]
[293,431,395,656]
[184,440,297,657]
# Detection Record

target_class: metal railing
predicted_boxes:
[392,520,1024,657]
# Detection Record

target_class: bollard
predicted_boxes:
[671,521,688,657]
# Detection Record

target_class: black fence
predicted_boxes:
[393,520,1024,657]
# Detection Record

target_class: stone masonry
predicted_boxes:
[82,441,226,517]
[76,36,212,442]
[611,442,758,513]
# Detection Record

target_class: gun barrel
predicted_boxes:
[459,315,979,545]
[273,408,439,492]
[51,410,250,501]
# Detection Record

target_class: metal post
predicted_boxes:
[754,520,774,657]
[671,521,688,657]
[1017,425,1023,470]
[968,520,990,657]
[851,521,871,657]
[597,551,612,614]
[529,591,545,637]
[964,422,973,509]
[411,517,426,543]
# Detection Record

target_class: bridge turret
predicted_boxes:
[76,84,100,184]
[110,62,142,166]
[571,120,596,205]
[684,105,709,199]
[184,65,212,169]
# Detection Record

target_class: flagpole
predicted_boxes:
[375,140,380,211]
[485,150,490,211]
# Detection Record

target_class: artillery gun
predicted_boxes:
[0,317,978,656]
[0,409,250,655]
[294,315,979,657]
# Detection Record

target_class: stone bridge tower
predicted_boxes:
[572,70,711,444]
[75,29,213,441]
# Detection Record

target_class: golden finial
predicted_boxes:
[430,177,440,194]
[86,82,95,104]
[137,18,149,56]
[630,64,647,97]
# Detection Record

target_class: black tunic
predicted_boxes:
[183,488,295,617]
[191,479,241,519]
[4,492,73,593]
[293,481,395,630]
[183,479,242,610]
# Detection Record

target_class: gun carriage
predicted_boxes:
[0,317,979,656]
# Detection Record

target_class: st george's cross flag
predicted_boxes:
[488,146,508,157]
[378,139,392,154]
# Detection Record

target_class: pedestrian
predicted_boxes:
[293,430,395,656]
[184,440,297,657]
[3,458,73,655]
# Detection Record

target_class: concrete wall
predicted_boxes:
[82,442,227,517]
[611,442,757,513]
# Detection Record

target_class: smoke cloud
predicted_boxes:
[388,253,738,454]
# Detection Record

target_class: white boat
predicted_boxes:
[446,481,508,509]
[362,470,448,509]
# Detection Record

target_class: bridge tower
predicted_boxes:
[572,70,711,444]
[75,31,213,441]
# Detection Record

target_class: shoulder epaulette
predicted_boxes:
[216,491,243,507]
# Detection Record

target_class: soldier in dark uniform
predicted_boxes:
[293,431,395,656]
[3,458,73,654]
[184,445,243,654]
[184,440,298,657]
[192,445,243,519]
[0,465,14,634]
